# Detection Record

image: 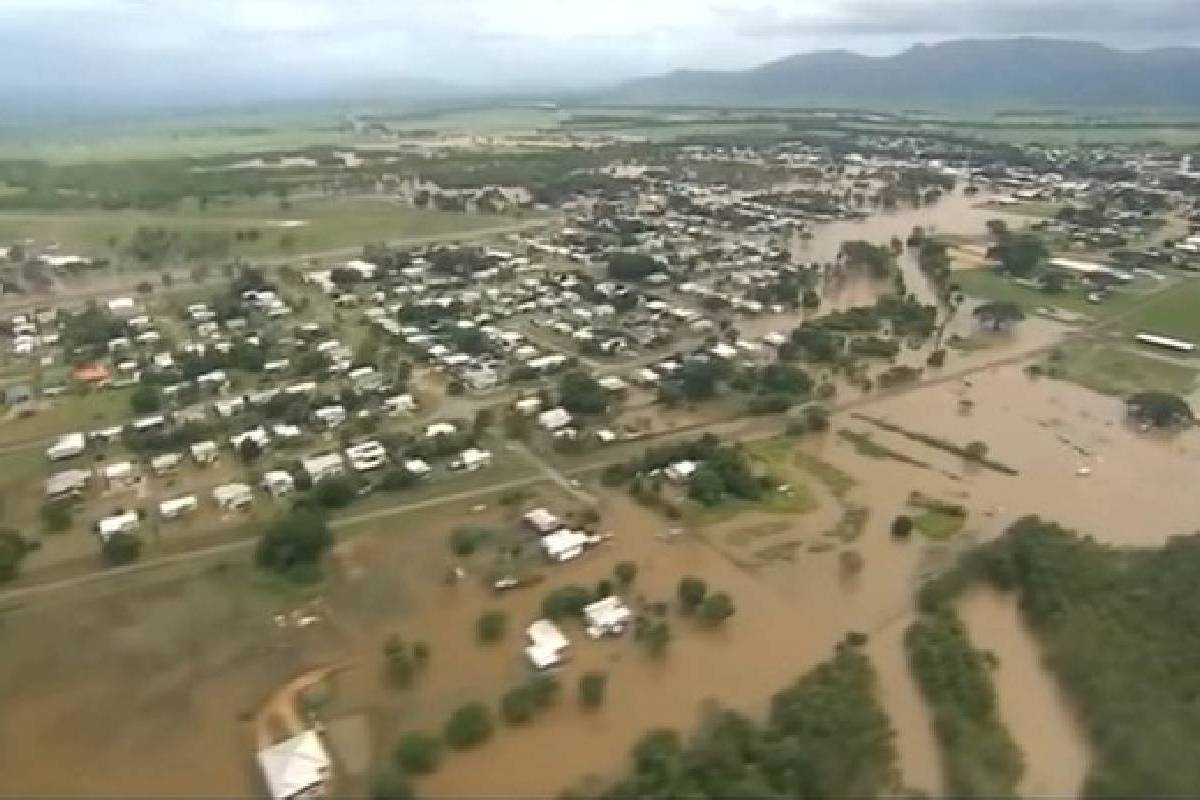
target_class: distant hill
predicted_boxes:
[613,38,1200,109]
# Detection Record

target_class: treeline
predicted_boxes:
[920,515,1200,797]
[905,610,1024,797]
[583,641,899,799]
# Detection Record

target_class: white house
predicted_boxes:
[451,448,492,472]
[261,470,297,498]
[302,452,346,483]
[665,460,700,483]
[159,495,199,520]
[538,407,572,431]
[345,440,387,472]
[523,507,560,534]
[190,440,220,466]
[46,431,86,461]
[257,729,331,800]
[583,595,633,638]
[45,468,91,501]
[212,482,254,512]
[540,529,589,563]
[96,511,140,539]
[525,619,570,670]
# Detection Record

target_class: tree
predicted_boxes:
[541,584,592,619]
[891,515,914,538]
[559,370,607,415]
[687,466,725,506]
[237,438,262,464]
[698,592,735,626]
[369,767,414,800]
[254,509,333,580]
[972,301,1025,331]
[988,232,1047,277]
[638,618,671,657]
[614,561,638,586]
[579,671,608,709]
[500,684,538,724]
[677,576,708,613]
[0,530,29,582]
[963,441,989,463]
[101,532,141,566]
[394,732,441,775]
[383,635,422,688]
[444,702,494,749]
[40,501,72,532]
[130,384,162,414]
[801,288,820,310]
[313,477,356,509]
[473,407,494,433]
[1126,391,1194,428]
[476,610,508,643]
[608,253,659,281]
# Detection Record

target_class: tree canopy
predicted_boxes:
[1126,391,1194,428]
[972,300,1026,331]
[254,508,333,581]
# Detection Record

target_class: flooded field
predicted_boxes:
[959,588,1091,797]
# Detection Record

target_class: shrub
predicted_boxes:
[443,702,494,749]
[101,532,141,566]
[476,610,508,644]
[677,576,708,612]
[579,671,608,709]
[541,584,592,619]
[698,592,735,626]
[394,732,441,775]
[614,561,638,586]
[40,501,72,532]
[891,515,914,538]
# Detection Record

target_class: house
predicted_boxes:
[345,440,387,472]
[538,407,572,431]
[190,440,219,466]
[150,452,182,476]
[102,460,139,490]
[96,511,140,540]
[45,468,91,501]
[525,619,570,670]
[230,426,270,452]
[450,447,492,472]
[514,396,542,416]
[523,507,560,534]
[540,529,589,562]
[44,428,94,462]
[302,452,346,483]
[425,421,457,438]
[312,405,347,429]
[403,458,432,479]
[261,470,296,498]
[159,495,199,520]
[272,423,303,441]
[382,394,417,416]
[257,729,331,800]
[212,482,254,512]
[665,460,700,483]
[583,595,633,638]
[72,363,111,386]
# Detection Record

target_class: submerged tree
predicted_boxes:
[1126,391,1194,429]
[972,301,1026,331]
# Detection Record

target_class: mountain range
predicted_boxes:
[612,38,1200,109]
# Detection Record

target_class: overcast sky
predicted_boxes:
[2,0,1198,106]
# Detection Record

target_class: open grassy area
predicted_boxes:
[1112,277,1200,342]
[954,268,1166,321]
[1041,339,1198,397]
[0,196,540,262]
[0,387,134,446]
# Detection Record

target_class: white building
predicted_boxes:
[540,529,589,563]
[665,460,700,483]
[190,440,220,466]
[46,431,86,461]
[525,619,570,670]
[261,470,297,498]
[302,452,346,483]
[451,448,492,472]
[583,595,633,639]
[345,440,387,472]
[523,507,560,534]
[96,511,140,540]
[538,407,572,431]
[159,495,199,520]
[212,482,254,512]
[257,730,331,800]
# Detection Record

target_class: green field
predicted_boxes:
[954,269,1172,321]
[0,197,543,262]
[1043,340,1199,397]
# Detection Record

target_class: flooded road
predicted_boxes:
[959,588,1091,797]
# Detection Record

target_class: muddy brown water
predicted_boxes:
[959,587,1091,798]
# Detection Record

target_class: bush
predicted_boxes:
[255,509,332,581]
[476,610,508,643]
[101,532,141,566]
[0,530,30,582]
[614,561,638,586]
[394,732,441,775]
[444,702,494,748]
[314,476,357,509]
[369,767,414,800]
[129,384,162,414]
[677,576,708,612]
[380,468,418,491]
[891,515,914,538]
[579,671,608,709]
[697,592,735,626]
[541,584,592,619]
[500,684,539,724]
[450,526,493,556]
[40,501,72,532]
[383,635,421,688]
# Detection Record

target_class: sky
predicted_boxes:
[2,0,1198,109]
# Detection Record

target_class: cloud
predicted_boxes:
[1,0,1197,111]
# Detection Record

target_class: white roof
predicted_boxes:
[538,407,572,430]
[257,730,330,800]
[583,595,633,630]
[212,482,253,503]
[541,529,589,560]
[527,619,569,652]
[523,507,560,533]
[97,511,139,538]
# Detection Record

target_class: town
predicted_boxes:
[2,88,1200,800]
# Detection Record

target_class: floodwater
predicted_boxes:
[793,190,1027,306]
[959,588,1091,797]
